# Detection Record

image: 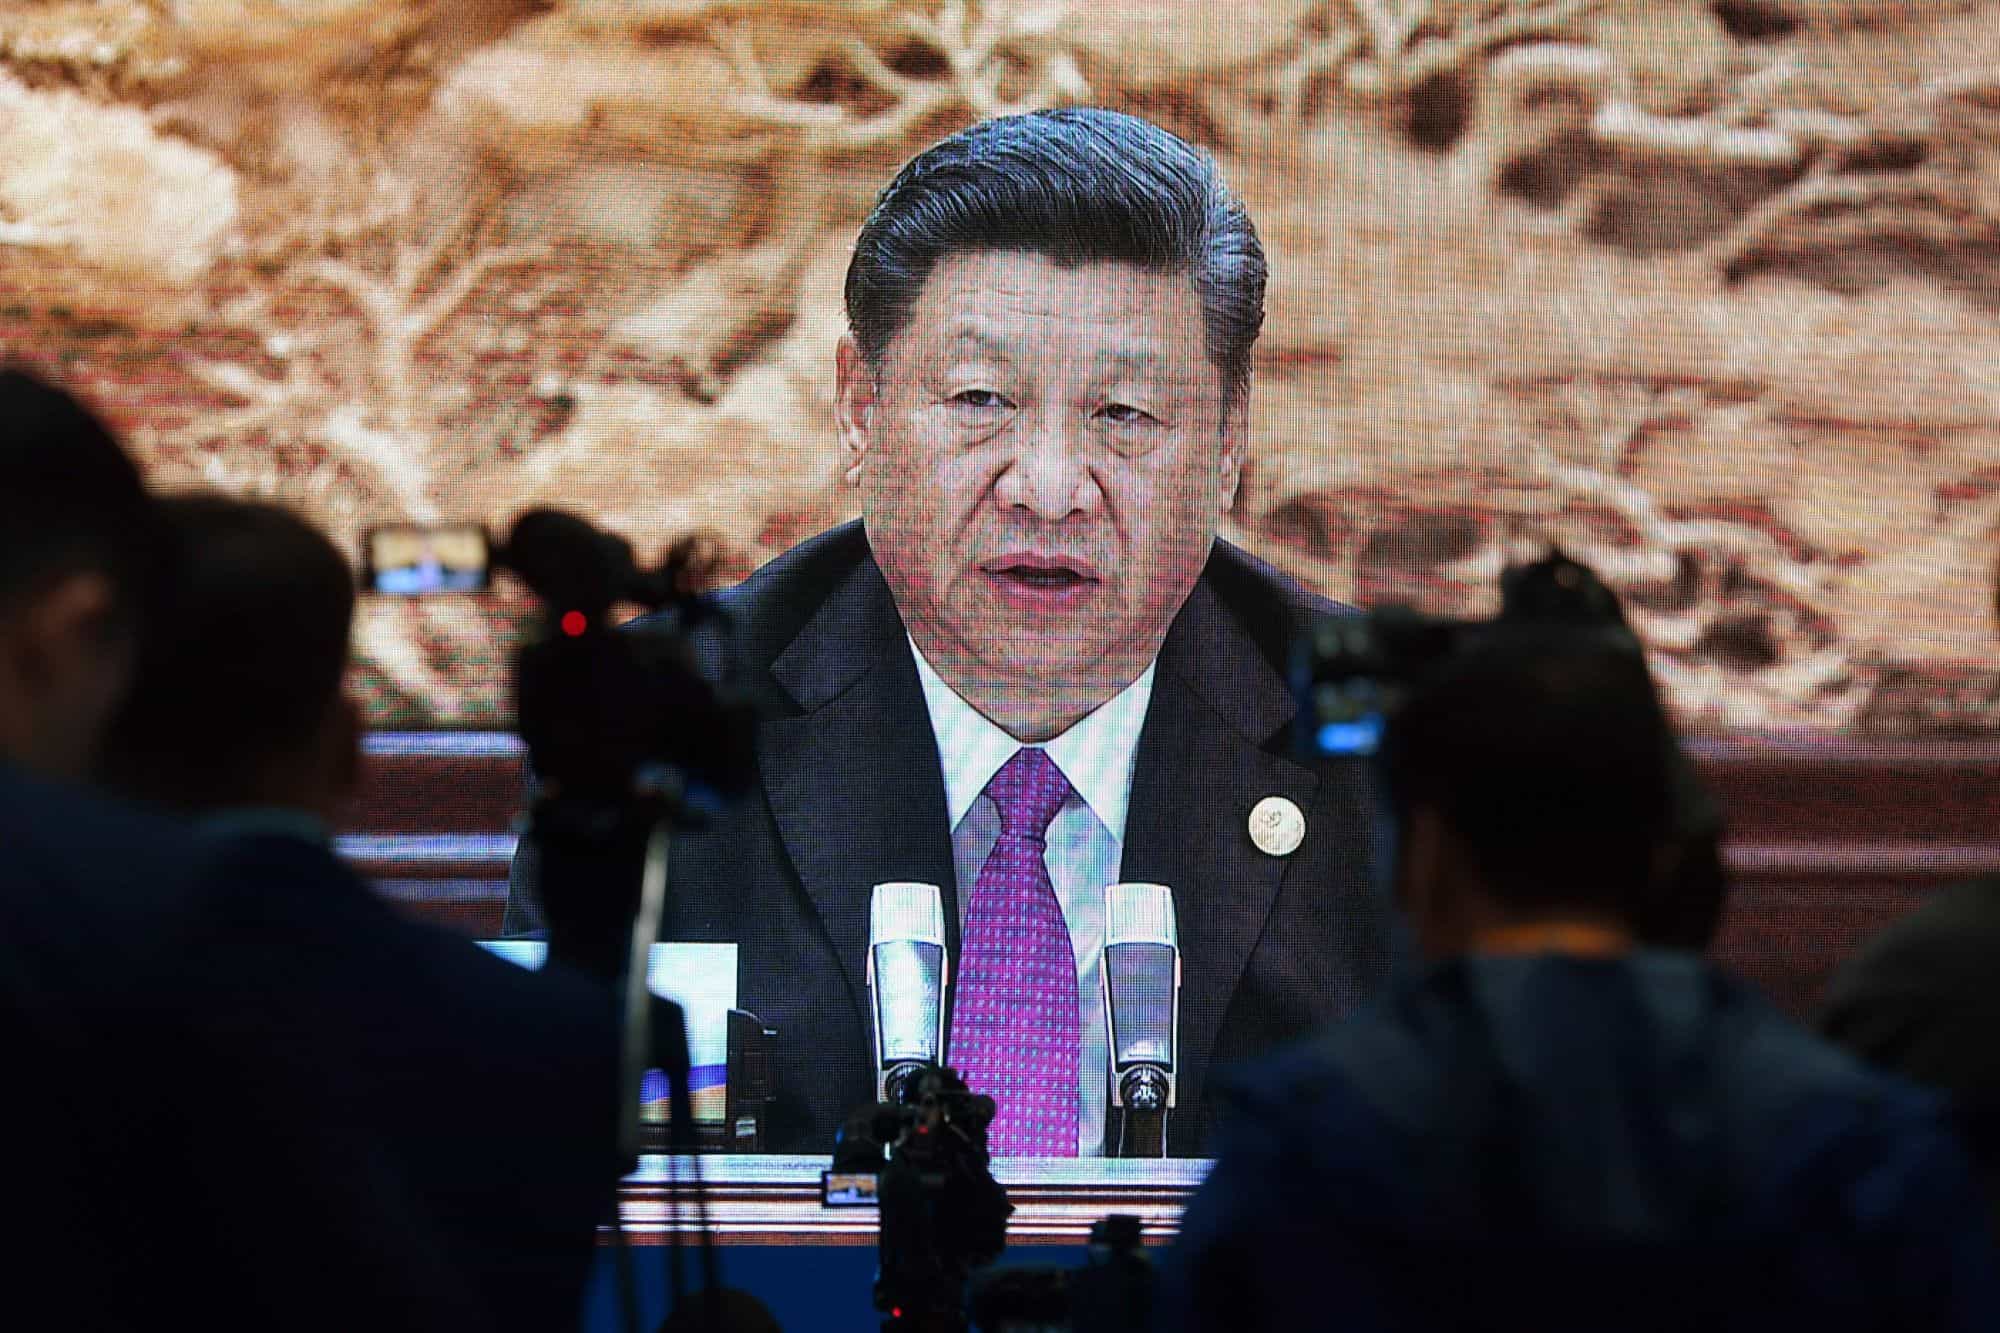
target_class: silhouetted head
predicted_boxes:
[1376,627,1682,958]
[98,493,360,823]
[655,1287,783,1333]
[0,367,164,780]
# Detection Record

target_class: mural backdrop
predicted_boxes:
[3,0,1997,732]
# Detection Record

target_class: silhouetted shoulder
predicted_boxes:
[711,520,876,672]
[0,763,196,879]
[1202,537,1353,685]
[0,764,210,980]
[1823,876,2000,1011]
[1229,952,1928,1194]
[622,522,874,696]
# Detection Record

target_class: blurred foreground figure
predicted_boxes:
[98,494,624,1332]
[1167,627,2000,1333]
[0,367,205,1326]
[0,372,464,1327]
[1819,550,2000,1232]
[1821,880,2000,1236]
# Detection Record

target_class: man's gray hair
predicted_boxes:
[844,107,1266,409]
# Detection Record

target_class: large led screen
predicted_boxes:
[3,0,1995,732]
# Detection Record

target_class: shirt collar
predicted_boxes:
[909,637,1155,843]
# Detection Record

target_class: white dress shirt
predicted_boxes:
[909,638,1157,1156]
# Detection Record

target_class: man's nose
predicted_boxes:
[993,411,1102,521]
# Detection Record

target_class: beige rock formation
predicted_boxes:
[0,70,237,285]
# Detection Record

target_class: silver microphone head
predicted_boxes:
[868,882,947,1101]
[1105,881,1177,952]
[1102,882,1180,1111]
[871,880,947,950]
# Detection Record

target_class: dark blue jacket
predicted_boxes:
[189,827,626,1332]
[1167,951,2000,1332]
[0,761,230,1328]
[0,762,622,1330]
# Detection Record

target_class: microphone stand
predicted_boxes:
[621,823,670,1157]
[1113,1067,1170,1159]
[539,807,718,1332]
[625,822,722,1330]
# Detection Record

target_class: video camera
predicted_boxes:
[1294,548,1729,949]
[827,1063,1013,1333]
[363,512,757,816]
[364,511,766,984]
[1296,549,1636,758]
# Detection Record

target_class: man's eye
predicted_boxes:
[1098,403,1157,426]
[951,389,1010,411]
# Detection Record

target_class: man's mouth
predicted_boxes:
[979,555,1101,603]
[996,565,1088,589]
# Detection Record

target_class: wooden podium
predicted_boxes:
[617,1155,1208,1246]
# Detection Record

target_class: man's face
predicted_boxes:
[837,250,1245,736]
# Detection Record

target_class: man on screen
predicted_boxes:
[511,107,1392,1155]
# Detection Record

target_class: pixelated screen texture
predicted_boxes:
[2,0,1996,733]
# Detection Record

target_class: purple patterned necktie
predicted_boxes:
[949,747,1080,1156]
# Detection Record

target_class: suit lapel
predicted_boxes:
[1120,572,1318,1122]
[758,555,959,1026]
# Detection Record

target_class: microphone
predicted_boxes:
[1102,882,1180,1141]
[868,881,948,1105]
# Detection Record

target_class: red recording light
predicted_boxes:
[560,610,587,637]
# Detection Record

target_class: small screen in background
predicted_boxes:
[821,1171,880,1208]
[362,522,491,594]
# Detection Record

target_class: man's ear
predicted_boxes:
[834,336,879,489]
[18,572,121,689]
[1217,392,1249,516]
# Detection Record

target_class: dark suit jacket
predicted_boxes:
[510,520,1393,1155]
[0,760,622,1330]
[192,828,625,1333]
[0,767,476,1330]
[0,762,229,1330]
